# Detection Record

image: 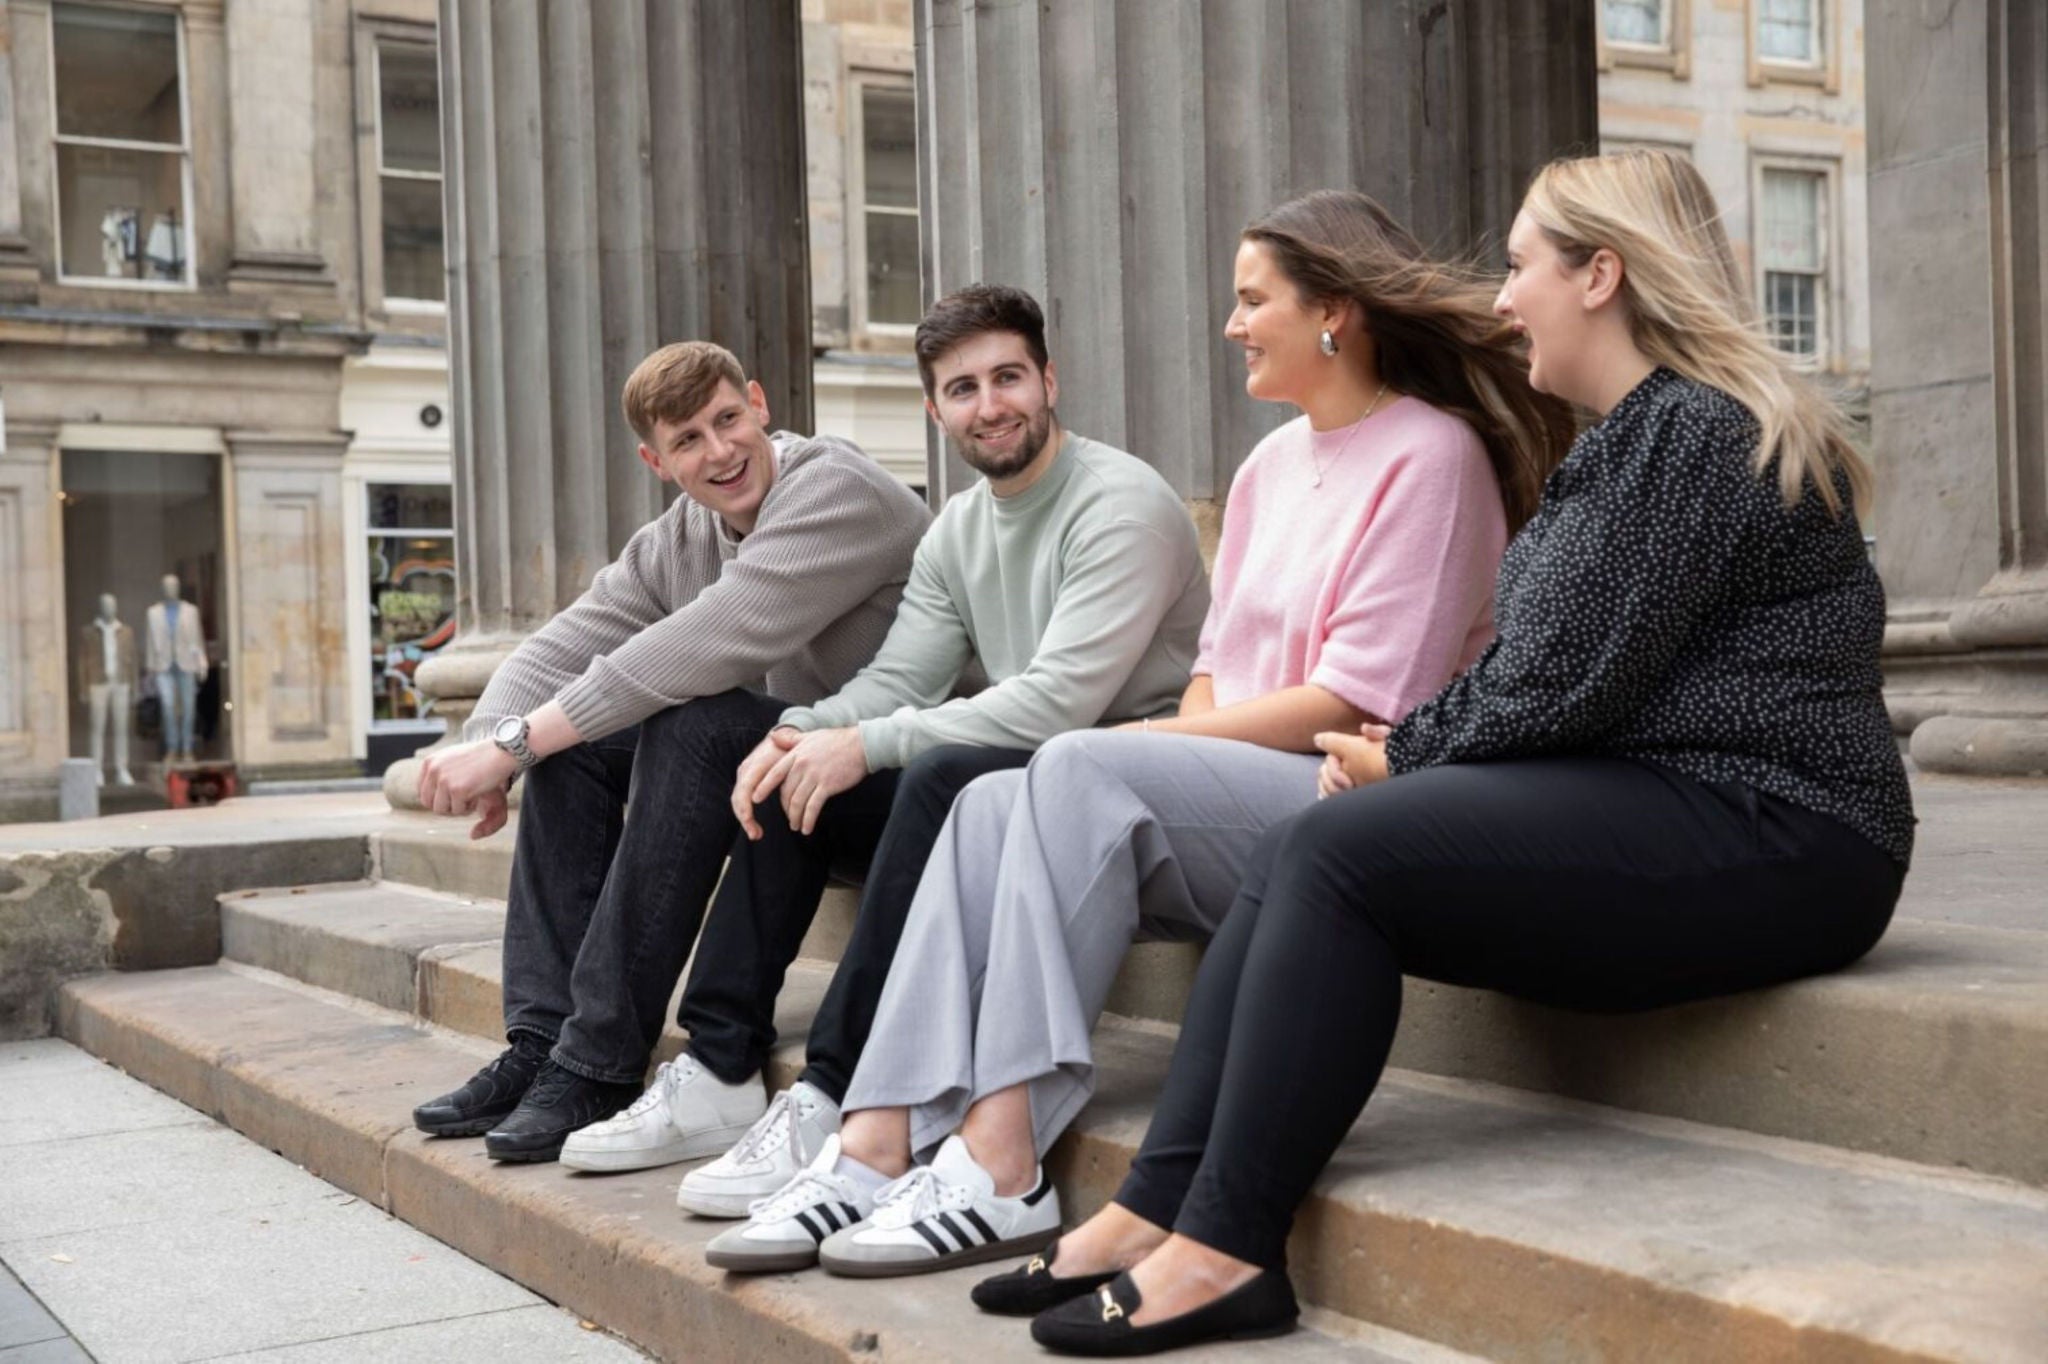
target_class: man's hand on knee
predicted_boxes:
[778,727,869,835]
[418,739,518,823]
[731,727,804,841]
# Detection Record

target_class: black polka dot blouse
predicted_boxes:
[1385,366,1915,866]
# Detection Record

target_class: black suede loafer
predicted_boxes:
[1029,1267,1298,1357]
[412,1033,551,1137]
[483,1060,641,1162]
[970,1239,1119,1316]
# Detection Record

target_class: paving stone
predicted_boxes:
[0,1266,63,1349]
[210,1305,642,1362]
[0,1050,208,1151]
[0,1124,318,1244]
[0,1338,92,1363]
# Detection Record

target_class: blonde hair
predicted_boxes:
[621,341,748,442]
[1523,149,1870,514]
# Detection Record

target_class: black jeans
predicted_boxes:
[681,742,1032,1094]
[1114,757,1905,1269]
[501,689,793,1084]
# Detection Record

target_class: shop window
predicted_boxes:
[1758,166,1828,363]
[853,80,918,334]
[51,2,192,286]
[61,450,226,773]
[376,42,445,305]
[367,482,454,725]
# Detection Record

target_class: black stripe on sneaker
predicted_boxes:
[1021,1171,1053,1207]
[794,1210,827,1242]
[814,1203,842,1233]
[840,1203,863,1226]
[910,1219,951,1255]
[960,1207,1000,1244]
[936,1211,977,1248]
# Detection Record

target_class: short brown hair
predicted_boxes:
[913,284,1050,395]
[621,341,748,442]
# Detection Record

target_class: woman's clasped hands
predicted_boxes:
[1314,721,1390,799]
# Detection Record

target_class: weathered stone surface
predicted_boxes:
[0,850,116,1040]
[59,965,2048,1363]
[221,881,503,1014]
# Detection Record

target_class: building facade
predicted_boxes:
[0,0,925,818]
[1595,0,1870,405]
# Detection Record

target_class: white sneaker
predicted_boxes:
[703,1135,878,1273]
[557,1053,764,1173]
[818,1135,1061,1278]
[677,1079,841,1217]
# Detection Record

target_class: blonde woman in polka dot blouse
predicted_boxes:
[1023,150,1914,1357]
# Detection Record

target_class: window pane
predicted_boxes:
[1758,0,1817,62]
[53,3,182,144]
[57,144,186,280]
[1603,0,1665,46]
[382,175,445,301]
[1759,169,1821,272]
[369,533,456,723]
[379,45,442,175]
[866,210,919,326]
[368,483,453,531]
[1765,271,1817,358]
[862,87,917,211]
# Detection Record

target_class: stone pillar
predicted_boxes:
[911,0,1596,500]
[223,0,331,298]
[388,0,810,807]
[1910,0,2048,775]
[225,431,353,774]
[1866,0,2001,736]
[0,4,42,294]
[0,419,66,817]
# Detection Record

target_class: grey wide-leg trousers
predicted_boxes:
[842,728,1322,1157]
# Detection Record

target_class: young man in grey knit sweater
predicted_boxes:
[409,341,931,1161]
[557,286,1210,1213]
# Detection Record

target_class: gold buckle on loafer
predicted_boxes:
[1099,1287,1125,1322]
[1026,1255,1047,1275]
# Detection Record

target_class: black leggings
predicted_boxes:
[1113,757,1903,1269]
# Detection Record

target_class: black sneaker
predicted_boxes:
[413,1033,551,1137]
[483,1060,641,1163]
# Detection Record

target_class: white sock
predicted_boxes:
[831,1152,895,1194]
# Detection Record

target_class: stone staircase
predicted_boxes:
[37,784,2048,1362]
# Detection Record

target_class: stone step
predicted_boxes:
[49,965,1450,1364]
[230,877,2048,1188]
[58,964,2048,1363]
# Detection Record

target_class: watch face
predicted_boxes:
[493,716,525,745]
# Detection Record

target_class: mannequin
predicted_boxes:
[77,593,136,785]
[144,574,208,763]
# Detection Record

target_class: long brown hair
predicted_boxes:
[1244,191,1575,531]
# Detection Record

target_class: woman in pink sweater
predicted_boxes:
[708,191,1572,1284]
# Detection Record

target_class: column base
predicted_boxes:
[1908,646,2048,777]
[1882,616,1980,737]
[382,634,523,811]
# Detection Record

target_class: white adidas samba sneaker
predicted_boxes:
[703,1135,877,1273]
[678,1080,840,1218]
[818,1135,1060,1278]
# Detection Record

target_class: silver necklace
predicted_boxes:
[1308,382,1391,488]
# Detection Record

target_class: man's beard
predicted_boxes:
[955,404,1054,481]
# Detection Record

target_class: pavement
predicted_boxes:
[0,1037,645,1364]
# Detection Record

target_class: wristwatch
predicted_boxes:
[490,715,539,771]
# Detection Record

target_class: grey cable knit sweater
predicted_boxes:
[465,432,932,745]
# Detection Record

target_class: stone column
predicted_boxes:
[225,431,353,774]
[911,0,1596,500]
[0,419,66,816]
[1866,0,2001,736]
[223,0,331,299]
[1910,0,2048,775]
[387,0,810,807]
[0,4,41,294]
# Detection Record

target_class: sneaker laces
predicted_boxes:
[618,1056,694,1121]
[728,1089,797,1167]
[520,1060,577,1108]
[750,1167,856,1223]
[871,1165,966,1228]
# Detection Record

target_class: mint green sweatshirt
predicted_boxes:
[779,432,1209,768]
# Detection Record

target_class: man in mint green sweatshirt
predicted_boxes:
[575,285,1210,1203]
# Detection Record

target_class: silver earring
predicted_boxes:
[1319,329,1338,357]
